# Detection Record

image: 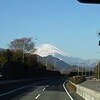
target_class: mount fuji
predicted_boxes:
[31,44,98,68]
[34,44,67,57]
[33,44,83,65]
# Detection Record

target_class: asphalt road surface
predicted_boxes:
[0,77,71,100]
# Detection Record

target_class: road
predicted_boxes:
[0,77,71,100]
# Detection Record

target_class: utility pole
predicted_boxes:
[46,55,52,67]
[82,64,84,77]
[54,59,61,68]
[84,67,86,76]
[98,61,100,79]
[89,64,91,76]
[22,39,29,79]
[97,31,100,79]
[77,64,80,76]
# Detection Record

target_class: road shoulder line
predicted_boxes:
[63,81,74,100]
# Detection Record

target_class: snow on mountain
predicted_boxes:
[31,44,98,67]
[33,44,83,65]
[34,44,67,57]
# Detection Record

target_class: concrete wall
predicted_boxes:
[76,85,100,100]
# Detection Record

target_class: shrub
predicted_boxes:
[66,81,76,92]
[69,76,86,84]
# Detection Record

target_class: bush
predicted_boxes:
[69,76,86,84]
[66,81,76,92]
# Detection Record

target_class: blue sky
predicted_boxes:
[0,0,100,59]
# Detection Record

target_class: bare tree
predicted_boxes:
[9,37,35,52]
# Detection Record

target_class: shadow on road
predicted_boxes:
[0,78,67,100]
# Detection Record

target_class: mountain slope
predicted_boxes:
[34,44,67,57]
[33,44,84,66]
[31,44,98,67]
[35,55,72,74]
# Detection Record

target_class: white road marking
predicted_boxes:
[46,85,49,87]
[35,94,41,100]
[0,80,48,97]
[43,87,46,91]
[0,84,34,97]
[63,82,73,100]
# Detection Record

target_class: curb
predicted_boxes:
[63,81,74,100]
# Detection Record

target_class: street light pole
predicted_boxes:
[97,52,100,79]
[98,60,99,79]
[88,64,90,76]
[22,40,28,79]
[97,31,100,79]
[82,64,84,77]
[54,59,61,68]
[78,64,80,76]
[46,56,52,67]
[22,46,25,64]
[22,40,27,63]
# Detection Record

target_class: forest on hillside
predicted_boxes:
[0,37,61,80]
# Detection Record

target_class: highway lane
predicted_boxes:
[0,77,71,100]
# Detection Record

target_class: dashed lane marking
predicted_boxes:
[35,94,41,100]
[43,88,46,91]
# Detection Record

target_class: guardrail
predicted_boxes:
[69,80,100,100]
[76,84,100,100]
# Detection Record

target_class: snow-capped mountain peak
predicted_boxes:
[34,44,67,57]
[30,44,98,67]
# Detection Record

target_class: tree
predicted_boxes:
[9,37,35,52]
[0,50,7,64]
[6,49,13,61]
